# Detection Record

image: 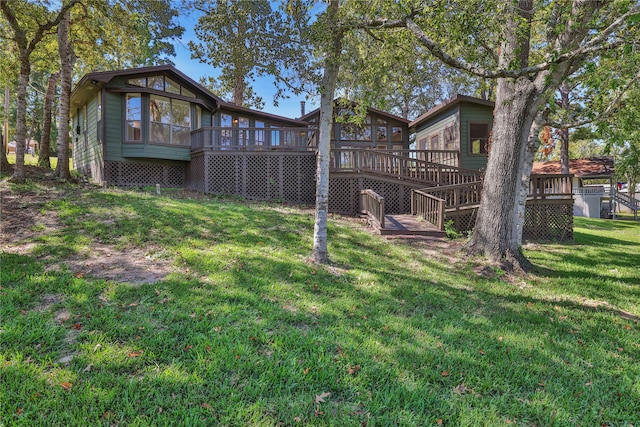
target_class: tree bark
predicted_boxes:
[11,58,30,182]
[1,85,11,173]
[312,0,342,265]
[39,71,60,169]
[465,0,538,268]
[514,110,548,247]
[559,83,570,174]
[55,11,72,180]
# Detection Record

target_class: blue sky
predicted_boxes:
[173,12,314,120]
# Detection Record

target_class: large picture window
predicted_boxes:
[149,95,191,145]
[126,94,141,141]
[443,125,456,150]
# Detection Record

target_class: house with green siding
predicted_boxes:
[409,94,494,171]
[70,64,309,187]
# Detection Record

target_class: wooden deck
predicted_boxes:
[369,214,447,237]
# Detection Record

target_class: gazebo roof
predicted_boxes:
[531,157,614,179]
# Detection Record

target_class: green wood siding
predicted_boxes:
[414,107,459,150]
[104,91,123,161]
[459,103,492,170]
[122,143,190,161]
[72,94,103,180]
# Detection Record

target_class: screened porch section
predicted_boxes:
[191,127,317,151]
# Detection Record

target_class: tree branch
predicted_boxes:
[546,71,640,129]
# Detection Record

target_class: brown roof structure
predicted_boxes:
[531,157,614,178]
[409,94,494,129]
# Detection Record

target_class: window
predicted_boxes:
[443,125,456,150]
[127,77,146,87]
[171,99,190,145]
[418,137,427,150]
[149,95,191,145]
[165,77,180,95]
[469,123,490,154]
[255,120,265,146]
[238,117,249,145]
[391,127,403,142]
[430,134,440,150]
[149,95,171,143]
[148,76,164,91]
[125,94,142,141]
[220,113,233,146]
[182,87,195,98]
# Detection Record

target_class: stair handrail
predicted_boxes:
[330,148,483,185]
[411,189,445,230]
[360,189,385,229]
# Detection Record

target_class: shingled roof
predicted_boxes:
[531,157,614,178]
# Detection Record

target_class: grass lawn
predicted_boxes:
[5,153,68,170]
[1,179,639,426]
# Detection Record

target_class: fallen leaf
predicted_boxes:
[348,364,361,375]
[498,336,503,341]
[16,408,23,415]
[83,363,94,373]
[206,345,212,351]
[75,272,84,278]
[184,345,193,350]
[436,419,443,425]
[127,351,143,357]
[315,391,331,404]
[102,411,113,419]
[294,416,302,422]
[441,370,450,377]
[624,325,631,330]
[129,302,139,307]
[201,403,211,409]
[73,323,82,330]
[303,367,310,375]
[478,349,485,355]
[93,344,102,352]
[60,382,73,390]
[585,381,593,386]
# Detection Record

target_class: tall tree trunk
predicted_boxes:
[55,11,72,180]
[514,110,548,247]
[559,83,570,174]
[39,71,60,169]
[0,127,11,173]
[1,85,11,173]
[10,58,30,182]
[312,0,342,264]
[465,0,538,268]
[232,71,245,106]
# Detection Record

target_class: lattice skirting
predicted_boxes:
[198,151,317,204]
[104,160,186,188]
[329,174,417,216]
[523,199,574,241]
[445,208,478,234]
[445,199,574,242]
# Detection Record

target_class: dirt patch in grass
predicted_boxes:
[1,172,174,284]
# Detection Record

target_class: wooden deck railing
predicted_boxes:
[413,174,576,229]
[191,127,316,151]
[374,149,460,167]
[411,190,445,230]
[330,149,482,185]
[360,189,385,229]
[528,174,573,200]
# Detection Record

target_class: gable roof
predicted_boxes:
[299,98,410,124]
[70,65,307,126]
[409,94,494,129]
[531,157,615,178]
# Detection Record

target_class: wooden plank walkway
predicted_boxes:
[373,214,446,237]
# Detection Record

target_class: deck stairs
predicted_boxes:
[613,191,639,219]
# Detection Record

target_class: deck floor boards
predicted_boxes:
[377,214,446,237]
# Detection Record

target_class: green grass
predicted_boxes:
[6,153,69,170]
[1,181,639,426]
